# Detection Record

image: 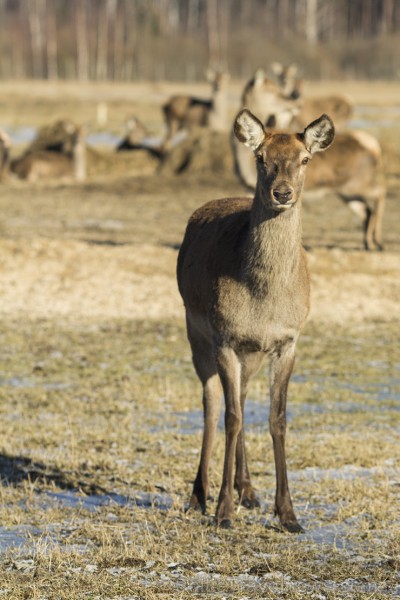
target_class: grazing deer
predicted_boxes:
[0,129,12,183]
[272,62,354,130]
[11,125,86,183]
[162,69,230,149]
[178,109,335,532]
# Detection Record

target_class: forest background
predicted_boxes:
[0,0,399,82]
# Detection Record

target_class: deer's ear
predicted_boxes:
[234,109,266,151]
[303,114,335,154]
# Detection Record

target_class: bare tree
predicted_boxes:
[46,0,58,80]
[27,0,46,78]
[1,0,400,81]
[76,0,89,81]
[305,0,318,44]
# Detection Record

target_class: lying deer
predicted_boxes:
[272,62,354,130]
[11,125,86,183]
[178,109,335,532]
[162,69,230,149]
[116,116,163,158]
[0,129,12,183]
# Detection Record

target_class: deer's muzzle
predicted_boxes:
[271,185,294,210]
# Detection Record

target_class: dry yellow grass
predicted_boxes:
[0,80,399,598]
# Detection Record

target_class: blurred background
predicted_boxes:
[0,0,399,82]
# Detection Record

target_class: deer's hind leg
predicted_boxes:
[342,189,385,251]
[187,324,222,514]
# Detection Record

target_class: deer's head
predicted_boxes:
[234,108,335,212]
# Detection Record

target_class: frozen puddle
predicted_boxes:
[1,460,395,555]
[0,525,40,553]
[43,489,174,511]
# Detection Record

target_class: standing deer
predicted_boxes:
[272,62,354,130]
[162,69,230,149]
[177,109,335,532]
[11,125,86,183]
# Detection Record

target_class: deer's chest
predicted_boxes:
[212,276,308,353]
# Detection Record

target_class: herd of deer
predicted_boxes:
[0,66,389,532]
[0,63,385,252]
[110,64,385,252]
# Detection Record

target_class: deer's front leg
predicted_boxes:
[235,353,264,509]
[269,342,303,533]
[216,346,242,528]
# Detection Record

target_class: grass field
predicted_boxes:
[0,79,399,598]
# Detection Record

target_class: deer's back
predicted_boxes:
[306,131,381,192]
[11,151,72,181]
[297,95,353,129]
[164,96,212,126]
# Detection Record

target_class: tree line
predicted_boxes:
[0,0,399,81]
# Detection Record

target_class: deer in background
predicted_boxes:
[241,68,302,129]
[233,72,385,251]
[0,129,12,183]
[272,62,354,130]
[11,124,86,183]
[162,69,230,150]
[116,116,164,158]
[178,109,335,532]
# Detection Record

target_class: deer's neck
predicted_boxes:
[242,189,303,293]
[209,89,227,130]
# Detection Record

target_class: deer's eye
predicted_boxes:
[301,157,310,165]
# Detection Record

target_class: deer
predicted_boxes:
[11,125,86,183]
[271,62,354,130]
[241,68,302,129]
[0,129,12,183]
[162,69,230,150]
[177,108,335,532]
[116,116,164,158]
[233,72,385,251]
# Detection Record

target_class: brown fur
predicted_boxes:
[177,109,334,532]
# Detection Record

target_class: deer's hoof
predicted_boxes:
[219,518,232,529]
[240,495,260,510]
[282,520,304,534]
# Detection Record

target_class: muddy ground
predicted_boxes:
[0,80,399,598]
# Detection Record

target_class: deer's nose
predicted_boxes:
[272,187,293,204]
